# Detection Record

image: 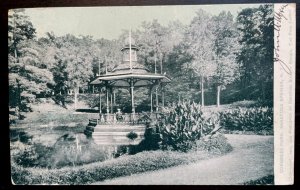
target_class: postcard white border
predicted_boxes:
[274,3,295,185]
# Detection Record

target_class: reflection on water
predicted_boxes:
[10,124,86,146]
[10,124,131,169]
[10,128,32,143]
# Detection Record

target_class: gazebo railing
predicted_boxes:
[89,112,160,125]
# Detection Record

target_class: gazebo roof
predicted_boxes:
[90,72,170,87]
[90,35,171,88]
[111,61,149,74]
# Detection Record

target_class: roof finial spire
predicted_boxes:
[129,28,132,71]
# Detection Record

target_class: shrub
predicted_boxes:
[194,133,233,154]
[219,107,273,135]
[14,145,39,167]
[154,102,221,152]
[243,175,274,185]
[78,94,98,108]
[14,143,53,168]
[230,100,257,108]
[126,131,138,140]
[135,124,161,152]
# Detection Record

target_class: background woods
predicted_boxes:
[9,5,274,114]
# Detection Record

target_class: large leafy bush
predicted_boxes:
[219,107,273,135]
[155,102,221,152]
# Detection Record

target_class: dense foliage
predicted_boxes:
[139,102,273,152]
[236,5,274,102]
[153,102,222,151]
[243,175,274,185]
[219,107,273,135]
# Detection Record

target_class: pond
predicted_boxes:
[10,124,136,169]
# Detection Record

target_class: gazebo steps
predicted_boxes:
[84,123,146,145]
[93,140,141,145]
[93,136,144,145]
[87,125,145,132]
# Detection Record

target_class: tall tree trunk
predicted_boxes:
[217,85,221,107]
[74,87,79,110]
[13,16,18,62]
[160,52,163,74]
[201,76,205,107]
[17,79,21,119]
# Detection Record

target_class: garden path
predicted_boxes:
[92,134,274,185]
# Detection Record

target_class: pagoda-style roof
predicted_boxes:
[121,44,139,51]
[90,72,170,87]
[112,61,149,74]
[90,35,171,88]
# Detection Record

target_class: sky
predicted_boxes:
[24,4,260,40]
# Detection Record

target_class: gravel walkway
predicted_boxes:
[92,134,274,185]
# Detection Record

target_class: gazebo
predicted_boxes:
[84,33,171,145]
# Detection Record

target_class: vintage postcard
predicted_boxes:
[9,3,295,185]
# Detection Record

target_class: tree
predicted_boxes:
[164,43,195,103]
[9,39,54,113]
[58,35,94,109]
[93,38,121,75]
[8,9,36,60]
[211,11,240,107]
[8,11,56,115]
[136,20,174,74]
[236,5,274,102]
[185,9,216,106]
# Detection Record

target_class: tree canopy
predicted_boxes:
[9,5,274,113]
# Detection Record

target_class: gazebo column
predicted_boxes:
[161,85,165,108]
[106,87,109,114]
[150,87,153,113]
[99,86,102,114]
[110,88,113,114]
[113,91,116,105]
[155,87,158,112]
[130,79,135,114]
